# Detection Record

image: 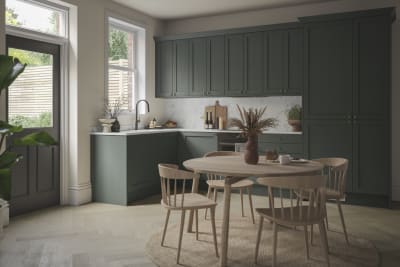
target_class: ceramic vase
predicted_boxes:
[244,134,259,165]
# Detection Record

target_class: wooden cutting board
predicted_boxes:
[205,101,227,129]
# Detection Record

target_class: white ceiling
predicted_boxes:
[112,0,335,20]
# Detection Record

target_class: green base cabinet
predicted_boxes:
[91,133,178,205]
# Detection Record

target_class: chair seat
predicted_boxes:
[326,189,342,200]
[206,179,254,189]
[256,206,324,226]
[162,193,217,210]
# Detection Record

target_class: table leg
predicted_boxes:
[187,173,200,233]
[220,181,232,267]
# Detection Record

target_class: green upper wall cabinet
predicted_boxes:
[225,34,246,96]
[207,36,225,96]
[155,23,304,98]
[156,41,174,97]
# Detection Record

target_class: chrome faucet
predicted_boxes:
[135,99,150,130]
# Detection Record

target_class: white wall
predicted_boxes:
[163,0,400,201]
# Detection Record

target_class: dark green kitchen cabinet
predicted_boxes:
[175,39,190,96]
[91,133,178,205]
[304,120,354,193]
[287,28,304,95]
[266,30,286,95]
[225,34,245,96]
[190,38,208,96]
[303,20,353,120]
[259,133,304,159]
[301,8,394,207]
[156,41,174,97]
[207,36,225,96]
[245,32,264,96]
[178,132,218,163]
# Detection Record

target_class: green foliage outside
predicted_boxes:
[9,112,52,128]
[109,27,128,60]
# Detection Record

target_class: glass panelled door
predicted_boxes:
[6,35,60,216]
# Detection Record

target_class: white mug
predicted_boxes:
[279,154,291,165]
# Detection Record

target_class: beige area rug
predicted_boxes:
[146,215,379,267]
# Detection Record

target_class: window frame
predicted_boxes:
[5,0,68,38]
[106,17,140,112]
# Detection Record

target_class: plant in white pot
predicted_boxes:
[0,55,57,231]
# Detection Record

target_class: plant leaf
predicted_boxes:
[0,120,23,134]
[13,131,57,146]
[0,168,11,200]
[0,55,26,95]
[0,151,21,169]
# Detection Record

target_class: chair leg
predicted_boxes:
[337,200,349,245]
[195,209,199,240]
[210,207,219,258]
[325,214,329,231]
[310,224,314,245]
[214,188,218,202]
[254,216,264,264]
[319,221,330,267]
[272,222,278,267]
[240,189,244,217]
[205,186,212,219]
[161,209,170,246]
[304,225,310,259]
[177,210,186,264]
[247,187,255,224]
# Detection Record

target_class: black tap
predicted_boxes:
[135,99,150,130]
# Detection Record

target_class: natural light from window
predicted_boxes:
[6,0,67,37]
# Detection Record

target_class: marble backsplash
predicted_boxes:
[161,96,302,132]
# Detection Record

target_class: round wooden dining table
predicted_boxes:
[183,155,323,267]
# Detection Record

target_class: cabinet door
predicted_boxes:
[287,28,304,95]
[179,133,218,161]
[246,32,264,96]
[175,40,190,97]
[304,120,353,193]
[353,120,389,195]
[304,21,353,119]
[156,41,174,97]
[354,16,390,121]
[190,38,207,96]
[225,34,245,96]
[265,30,286,95]
[207,36,225,96]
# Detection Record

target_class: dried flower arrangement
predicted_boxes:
[229,105,278,137]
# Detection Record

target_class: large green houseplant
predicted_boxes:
[0,55,57,203]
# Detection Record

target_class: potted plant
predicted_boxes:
[0,55,57,230]
[104,98,125,132]
[287,105,302,132]
[229,105,277,164]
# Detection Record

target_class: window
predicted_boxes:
[107,17,145,111]
[5,0,67,37]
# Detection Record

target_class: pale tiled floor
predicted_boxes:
[1,193,400,267]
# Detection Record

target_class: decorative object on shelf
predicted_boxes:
[204,100,227,130]
[149,118,157,129]
[99,118,115,133]
[105,99,126,132]
[229,105,277,164]
[287,104,302,132]
[0,55,57,231]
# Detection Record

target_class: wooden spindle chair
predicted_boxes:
[311,158,349,245]
[254,175,330,267]
[203,151,255,224]
[158,164,219,264]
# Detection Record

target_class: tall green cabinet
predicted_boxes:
[301,8,394,207]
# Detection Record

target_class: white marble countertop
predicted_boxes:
[90,128,302,136]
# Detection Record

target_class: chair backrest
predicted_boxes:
[257,175,327,222]
[313,158,348,197]
[203,151,240,181]
[158,163,198,208]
